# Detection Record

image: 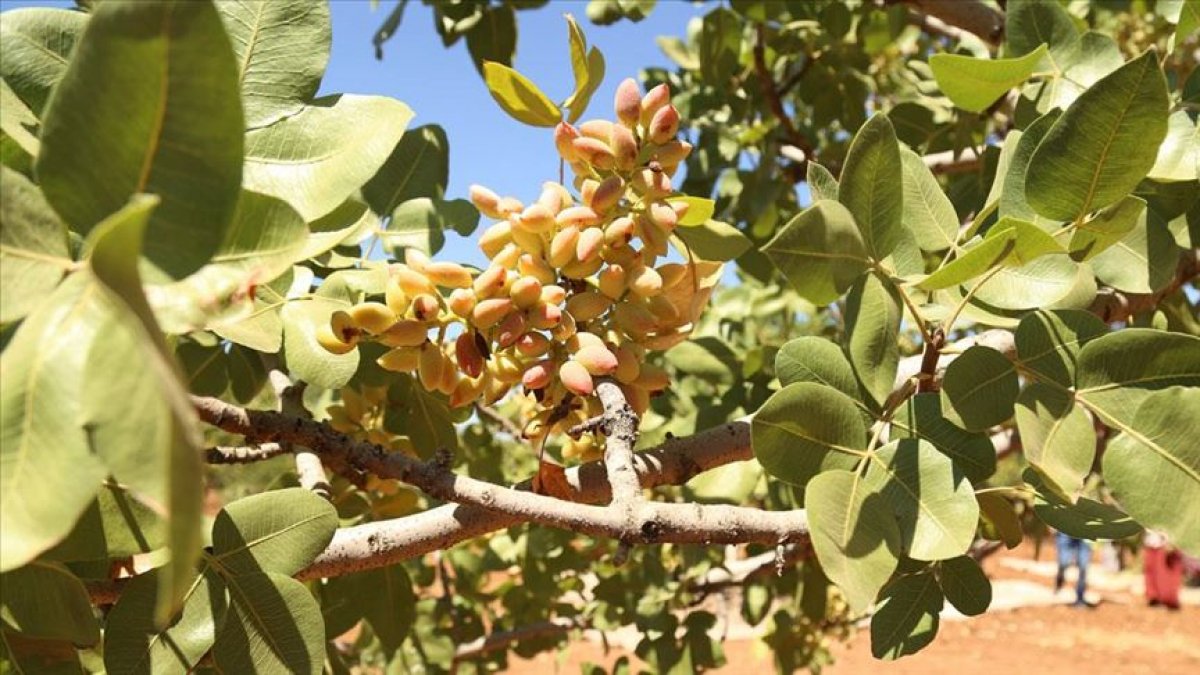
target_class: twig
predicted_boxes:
[922,148,984,175]
[752,24,815,166]
[205,443,289,464]
[897,0,1005,45]
[453,617,586,663]
[475,403,524,439]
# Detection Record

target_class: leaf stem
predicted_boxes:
[943,265,1003,333]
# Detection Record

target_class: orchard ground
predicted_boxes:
[507,541,1200,674]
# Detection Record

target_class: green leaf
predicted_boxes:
[763,200,870,305]
[362,125,449,216]
[918,228,1017,291]
[562,15,605,123]
[870,570,941,659]
[899,147,958,252]
[805,470,900,614]
[1148,111,1199,182]
[1103,387,1200,554]
[666,337,739,384]
[972,253,1084,311]
[82,196,204,623]
[280,297,359,390]
[43,481,165,561]
[326,565,416,658]
[865,440,979,561]
[939,346,1019,432]
[939,556,991,616]
[481,61,561,127]
[1025,468,1142,539]
[1069,195,1145,261]
[0,79,40,167]
[36,0,244,280]
[212,571,324,675]
[673,219,751,262]
[999,109,1061,228]
[383,376,459,456]
[698,7,740,85]
[1026,51,1170,221]
[1075,329,1200,427]
[1005,0,1078,59]
[685,459,763,506]
[1015,384,1094,500]
[211,488,338,576]
[0,561,98,646]
[215,0,331,129]
[931,45,1047,113]
[1027,32,1125,116]
[465,5,516,76]
[752,383,867,489]
[843,272,901,408]
[774,337,860,401]
[0,166,71,323]
[1015,309,1107,389]
[977,492,1022,548]
[1089,208,1182,294]
[381,197,480,256]
[104,568,228,675]
[0,274,108,572]
[667,196,716,227]
[243,94,414,222]
[839,114,904,260]
[0,7,88,115]
[806,161,839,202]
[891,393,996,484]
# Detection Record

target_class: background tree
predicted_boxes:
[0,0,1197,673]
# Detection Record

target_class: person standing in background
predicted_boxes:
[1143,530,1183,610]
[1055,531,1093,608]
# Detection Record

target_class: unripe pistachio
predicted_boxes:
[483,373,508,405]
[646,294,681,324]
[394,264,436,297]
[634,362,670,391]
[648,202,679,232]
[496,312,526,348]
[555,122,581,162]
[560,255,603,279]
[580,179,599,209]
[538,181,569,214]
[522,360,554,390]
[380,320,429,347]
[647,104,680,144]
[598,264,627,299]
[613,345,641,383]
[517,253,557,285]
[474,264,508,298]
[568,331,606,353]
[385,276,410,315]
[627,264,664,298]
[551,308,577,341]
[565,291,611,322]
[575,345,618,376]
[589,176,624,214]
[418,342,444,391]
[575,227,605,263]
[317,321,357,354]
[479,221,513,258]
[639,83,671,128]
[615,78,642,126]
[491,353,525,384]
[549,225,581,268]
[405,248,432,273]
[540,285,567,306]
[670,200,689,221]
[436,354,459,395]
[610,124,638,171]
[556,205,602,229]
[641,328,690,350]
[631,168,672,199]
[424,261,472,289]
[579,119,614,141]
[657,262,689,289]
[527,301,563,330]
[604,216,636,248]
[496,196,524,218]
[510,276,543,309]
[449,375,485,408]
[614,301,658,337]
[378,345,421,372]
[516,203,556,233]
[348,302,396,335]
[571,137,615,170]
[492,242,522,269]
[559,360,595,396]
[469,184,503,219]
[410,294,440,321]
[455,332,485,378]
[655,140,693,164]
[638,216,669,257]
[448,288,477,319]
[473,297,513,329]
[510,227,546,258]
[515,331,552,358]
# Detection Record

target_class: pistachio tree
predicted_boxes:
[1,1,1198,673]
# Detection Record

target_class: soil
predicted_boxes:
[506,543,1200,674]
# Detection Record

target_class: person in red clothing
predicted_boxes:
[1143,530,1183,610]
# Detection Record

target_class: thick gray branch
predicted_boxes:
[900,0,1005,45]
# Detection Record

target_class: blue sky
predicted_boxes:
[2,0,712,267]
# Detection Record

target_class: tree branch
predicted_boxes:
[922,148,984,175]
[205,443,289,464]
[753,23,814,168]
[898,0,1005,45]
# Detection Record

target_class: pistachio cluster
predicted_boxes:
[318,79,716,443]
